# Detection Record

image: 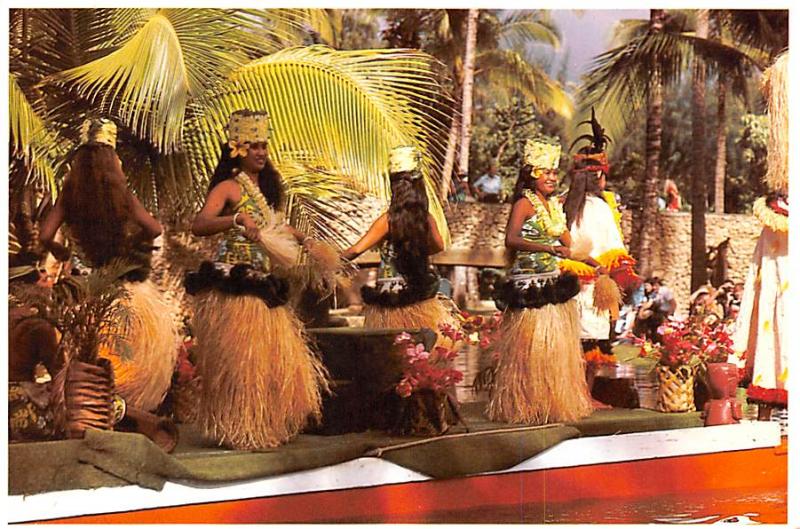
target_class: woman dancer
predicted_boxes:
[39,118,178,412]
[564,112,638,364]
[185,109,328,449]
[487,137,592,425]
[731,53,789,418]
[342,145,455,342]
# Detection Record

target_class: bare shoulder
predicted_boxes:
[210,178,242,202]
[511,197,533,215]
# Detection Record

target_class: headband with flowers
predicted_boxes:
[389,145,422,178]
[226,110,270,158]
[79,118,118,149]
[524,137,561,174]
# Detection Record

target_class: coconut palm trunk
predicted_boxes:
[457,8,479,181]
[441,111,461,200]
[636,9,667,279]
[714,73,727,213]
[690,9,709,292]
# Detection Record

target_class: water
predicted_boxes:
[367,487,787,524]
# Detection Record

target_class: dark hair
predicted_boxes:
[388,171,430,283]
[61,143,135,267]
[512,165,536,203]
[564,168,604,229]
[208,143,284,209]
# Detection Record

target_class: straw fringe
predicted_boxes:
[363,296,456,348]
[593,274,622,319]
[487,300,592,425]
[98,280,180,412]
[192,291,329,450]
[257,209,301,268]
[764,52,788,193]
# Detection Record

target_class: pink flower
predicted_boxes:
[394,332,414,346]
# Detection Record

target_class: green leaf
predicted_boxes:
[186,45,455,244]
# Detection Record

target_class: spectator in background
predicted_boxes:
[664,179,682,211]
[449,174,475,203]
[473,163,502,203]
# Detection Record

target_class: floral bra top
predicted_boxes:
[378,239,400,280]
[511,190,568,275]
[215,174,271,272]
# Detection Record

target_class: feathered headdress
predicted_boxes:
[570,107,612,174]
[79,118,117,149]
[226,110,270,158]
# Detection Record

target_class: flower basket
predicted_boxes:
[656,365,696,412]
[391,388,458,436]
[62,358,116,438]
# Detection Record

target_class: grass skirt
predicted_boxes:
[487,299,592,425]
[363,296,456,347]
[98,280,179,412]
[192,290,328,449]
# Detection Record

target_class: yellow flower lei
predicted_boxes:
[235,172,271,229]
[524,189,567,237]
[753,196,788,233]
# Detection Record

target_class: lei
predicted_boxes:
[753,196,788,233]
[234,172,272,229]
[523,189,567,237]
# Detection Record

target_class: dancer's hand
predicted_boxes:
[595,265,609,275]
[553,246,570,258]
[238,213,260,242]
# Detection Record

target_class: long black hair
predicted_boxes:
[387,171,431,283]
[208,143,284,209]
[564,165,604,229]
[511,165,536,203]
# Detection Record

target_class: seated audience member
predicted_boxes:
[473,164,502,203]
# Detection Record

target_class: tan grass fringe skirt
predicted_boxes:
[98,280,179,412]
[487,299,592,425]
[192,291,328,450]
[363,296,456,347]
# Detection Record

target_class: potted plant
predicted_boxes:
[390,325,466,436]
[636,317,734,413]
[13,262,135,438]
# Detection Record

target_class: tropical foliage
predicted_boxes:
[9,8,455,248]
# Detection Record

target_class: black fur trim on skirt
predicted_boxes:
[361,272,440,308]
[493,272,580,310]
[184,261,289,308]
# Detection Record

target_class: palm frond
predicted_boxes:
[498,11,560,50]
[47,9,313,153]
[575,30,690,144]
[610,19,649,48]
[9,74,62,197]
[186,45,455,244]
[477,49,573,119]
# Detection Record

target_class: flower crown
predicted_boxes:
[226,110,270,158]
[79,118,117,149]
[524,138,561,172]
[389,145,422,177]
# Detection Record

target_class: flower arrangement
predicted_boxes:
[393,325,464,398]
[456,310,503,352]
[636,317,734,370]
[585,347,617,366]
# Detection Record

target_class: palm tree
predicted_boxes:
[577,9,769,279]
[690,9,709,292]
[457,9,480,183]
[9,8,456,249]
[708,10,788,213]
[383,10,571,200]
